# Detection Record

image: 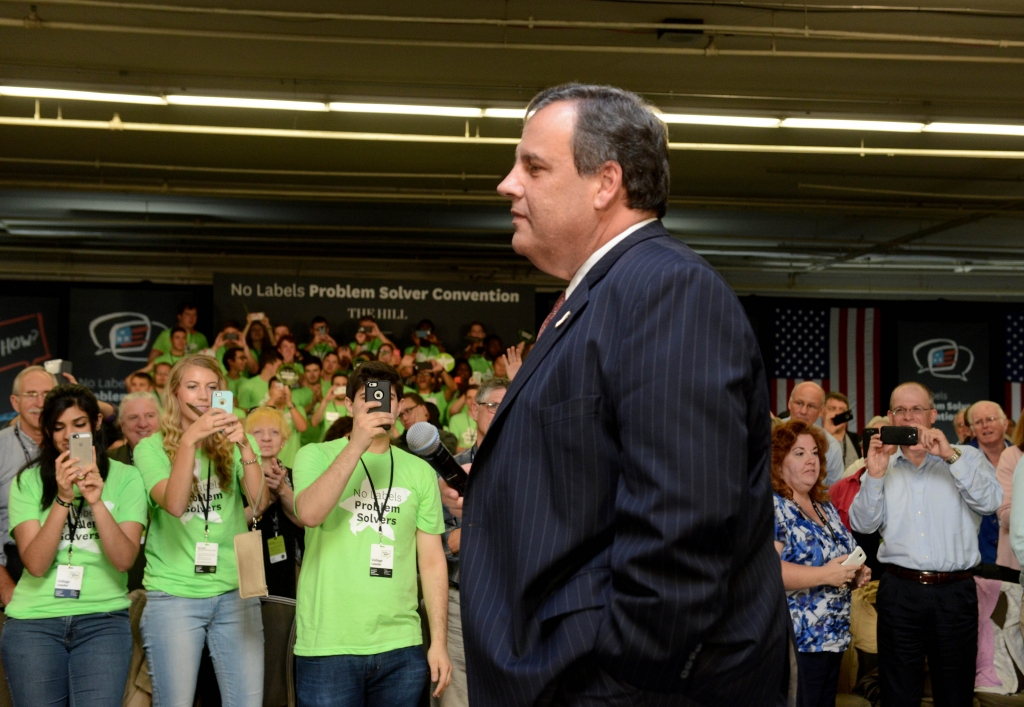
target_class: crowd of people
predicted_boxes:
[0,309,523,707]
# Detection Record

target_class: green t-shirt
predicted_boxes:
[276,406,306,468]
[348,338,383,355]
[294,381,332,445]
[152,328,208,357]
[404,345,441,361]
[134,432,258,598]
[6,460,148,619]
[238,376,270,410]
[467,354,493,375]
[302,341,336,361]
[447,409,478,450]
[152,352,183,368]
[225,373,248,399]
[292,439,445,656]
[418,389,450,425]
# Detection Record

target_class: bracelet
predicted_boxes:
[241,457,260,465]
[54,496,74,508]
[944,448,963,465]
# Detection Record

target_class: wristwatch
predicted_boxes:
[944,448,962,465]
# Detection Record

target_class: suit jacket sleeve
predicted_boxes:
[597,259,770,690]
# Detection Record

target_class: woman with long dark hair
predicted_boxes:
[134,354,267,707]
[0,384,147,706]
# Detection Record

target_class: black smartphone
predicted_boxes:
[831,410,854,425]
[880,426,918,446]
[364,380,392,430]
[861,427,879,452]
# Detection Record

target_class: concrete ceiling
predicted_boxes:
[2,0,1024,298]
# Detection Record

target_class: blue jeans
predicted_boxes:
[0,610,132,707]
[296,646,428,707]
[141,590,264,707]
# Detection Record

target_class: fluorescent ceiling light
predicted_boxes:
[0,85,166,105]
[659,113,780,128]
[328,101,482,117]
[166,95,328,111]
[781,118,924,132]
[482,108,526,119]
[924,122,1024,136]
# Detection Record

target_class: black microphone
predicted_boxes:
[407,422,469,495]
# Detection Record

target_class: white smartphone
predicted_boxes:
[841,546,867,567]
[212,390,233,413]
[69,432,92,466]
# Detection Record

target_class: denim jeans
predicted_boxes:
[0,610,132,707]
[140,590,264,707]
[296,645,428,707]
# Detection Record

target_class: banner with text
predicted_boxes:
[68,287,204,405]
[897,321,990,440]
[212,275,535,356]
[0,296,60,421]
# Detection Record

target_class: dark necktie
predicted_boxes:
[537,291,567,340]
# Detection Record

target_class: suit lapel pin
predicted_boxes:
[554,311,571,328]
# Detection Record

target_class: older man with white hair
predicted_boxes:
[787,381,845,486]
[108,391,161,466]
[966,400,1012,575]
[0,365,56,604]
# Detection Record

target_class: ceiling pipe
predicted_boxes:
[4,0,1024,49]
[9,114,1024,160]
[2,16,1024,64]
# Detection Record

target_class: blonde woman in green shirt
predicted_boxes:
[133,354,268,707]
[1,384,147,707]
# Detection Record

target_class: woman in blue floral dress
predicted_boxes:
[772,420,872,707]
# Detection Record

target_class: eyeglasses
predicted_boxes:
[790,400,821,412]
[19,391,45,400]
[972,415,1003,427]
[398,406,420,419]
[891,406,934,419]
[479,402,500,413]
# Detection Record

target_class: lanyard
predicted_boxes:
[810,500,841,548]
[13,425,32,464]
[127,445,134,466]
[65,497,87,565]
[359,447,394,545]
[199,460,213,541]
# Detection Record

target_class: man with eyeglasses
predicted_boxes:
[0,365,56,606]
[967,400,1013,576]
[850,381,1002,707]
[435,376,508,707]
[396,393,457,456]
[787,381,845,486]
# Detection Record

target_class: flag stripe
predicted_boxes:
[855,308,866,433]
[864,309,877,426]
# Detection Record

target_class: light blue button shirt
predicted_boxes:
[849,445,1001,572]
[819,426,845,487]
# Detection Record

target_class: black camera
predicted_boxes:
[831,410,853,425]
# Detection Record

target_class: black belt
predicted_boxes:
[885,564,976,585]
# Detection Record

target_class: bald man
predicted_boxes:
[787,381,845,486]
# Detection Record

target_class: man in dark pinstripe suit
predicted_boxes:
[453,84,792,706]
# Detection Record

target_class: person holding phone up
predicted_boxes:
[771,420,870,707]
[133,354,269,707]
[850,381,1002,707]
[1,384,147,707]
[292,361,451,706]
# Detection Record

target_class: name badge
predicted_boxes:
[370,544,394,578]
[194,542,219,574]
[325,411,340,423]
[55,565,84,599]
[268,535,287,564]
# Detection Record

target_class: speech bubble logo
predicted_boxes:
[912,337,974,382]
[89,312,168,362]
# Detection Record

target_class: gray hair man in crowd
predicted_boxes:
[787,381,845,486]
[0,365,57,604]
[108,391,161,466]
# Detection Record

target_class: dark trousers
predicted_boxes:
[876,572,978,707]
[795,651,843,707]
[295,646,428,707]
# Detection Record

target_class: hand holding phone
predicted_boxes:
[841,546,867,567]
[69,433,93,476]
[212,390,233,413]
[364,380,392,431]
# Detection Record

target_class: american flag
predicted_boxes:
[1007,312,1024,419]
[769,307,881,433]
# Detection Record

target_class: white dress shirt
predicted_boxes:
[564,218,658,300]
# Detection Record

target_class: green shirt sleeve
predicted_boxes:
[151,328,171,355]
[414,458,445,535]
[8,468,42,541]
[110,461,149,525]
[133,434,172,498]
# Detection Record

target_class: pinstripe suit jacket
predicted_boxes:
[460,221,790,706]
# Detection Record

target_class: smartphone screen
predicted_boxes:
[364,380,392,430]
[212,390,233,413]
[69,433,92,466]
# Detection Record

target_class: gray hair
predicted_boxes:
[11,365,55,396]
[969,400,1006,426]
[476,376,510,404]
[117,391,161,424]
[526,83,670,218]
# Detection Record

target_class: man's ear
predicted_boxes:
[344,397,353,415]
[593,160,625,211]
[9,394,20,415]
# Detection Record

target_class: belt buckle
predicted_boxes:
[918,571,940,585]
